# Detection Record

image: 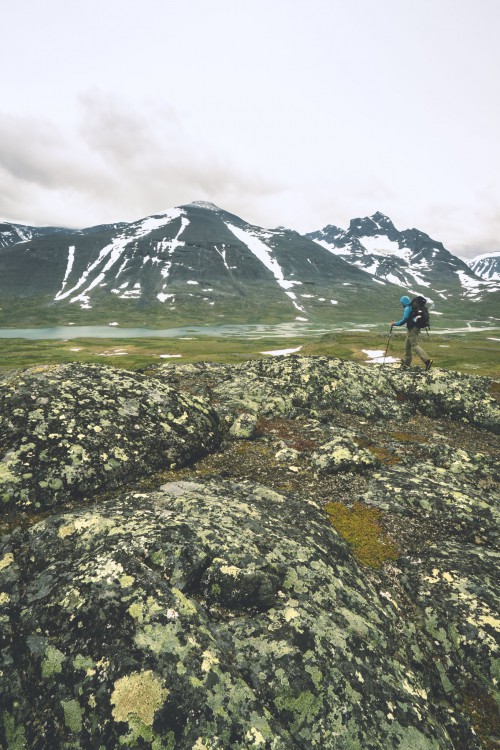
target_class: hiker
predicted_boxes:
[391,295,433,370]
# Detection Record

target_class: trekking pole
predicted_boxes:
[383,325,393,365]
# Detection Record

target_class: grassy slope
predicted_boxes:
[0,330,498,377]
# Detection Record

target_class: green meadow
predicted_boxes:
[0,329,498,377]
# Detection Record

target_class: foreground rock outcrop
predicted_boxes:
[0,356,498,749]
[0,363,220,512]
[137,356,499,438]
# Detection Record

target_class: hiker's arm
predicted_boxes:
[392,306,411,327]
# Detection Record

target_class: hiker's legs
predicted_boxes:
[408,328,429,364]
[403,333,412,365]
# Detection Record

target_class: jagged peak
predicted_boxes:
[371,210,392,224]
[348,212,397,235]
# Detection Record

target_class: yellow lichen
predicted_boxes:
[58,523,76,538]
[128,602,143,620]
[192,739,218,750]
[119,574,135,588]
[201,650,219,672]
[111,670,168,726]
[0,552,14,570]
[219,564,241,577]
[284,608,300,622]
[245,727,266,746]
[477,614,500,629]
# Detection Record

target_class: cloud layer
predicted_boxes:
[0,94,284,230]
[1,0,500,259]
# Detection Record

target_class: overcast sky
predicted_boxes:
[1,0,499,258]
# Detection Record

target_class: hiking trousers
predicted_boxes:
[404,328,429,365]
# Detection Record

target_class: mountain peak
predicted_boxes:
[184,201,223,212]
[371,211,394,227]
[348,213,396,236]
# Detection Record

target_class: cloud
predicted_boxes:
[0,93,284,228]
[0,94,499,261]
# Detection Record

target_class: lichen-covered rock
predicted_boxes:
[147,356,499,432]
[362,463,499,547]
[399,542,499,746]
[426,443,499,482]
[0,356,497,749]
[0,364,220,512]
[384,367,500,433]
[311,436,379,474]
[0,480,475,749]
[274,446,301,463]
[229,413,258,439]
[144,358,409,422]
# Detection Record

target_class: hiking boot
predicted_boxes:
[400,360,411,369]
[425,359,433,371]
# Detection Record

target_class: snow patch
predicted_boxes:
[214,245,231,270]
[362,349,399,364]
[407,270,430,287]
[469,250,500,262]
[364,261,379,275]
[188,201,221,212]
[261,346,303,356]
[312,239,351,255]
[385,273,402,286]
[56,209,188,304]
[456,270,482,289]
[360,236,410,260]
[55,245,75,298]
[226,223,305,312]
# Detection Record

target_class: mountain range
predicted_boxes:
[0,202,498,328]
[466,251,500,281]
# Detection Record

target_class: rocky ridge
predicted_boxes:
[0,356,498,749]
[306,212,500,307]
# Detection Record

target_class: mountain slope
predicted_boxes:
[0,203,402,327]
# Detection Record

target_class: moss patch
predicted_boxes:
[390,430,429,443]
[324,501,400,568]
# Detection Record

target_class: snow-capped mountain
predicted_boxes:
[0,203,401,327]
[307,212,500,305]
[1,204,498,328]
[0,222,71,249]
[467,252,500,281]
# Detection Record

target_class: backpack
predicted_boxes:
[410,296,430,330]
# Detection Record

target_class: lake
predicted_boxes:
[0,322,497,340]
[0,322,379,340]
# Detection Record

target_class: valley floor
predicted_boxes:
[0,329,499,377]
